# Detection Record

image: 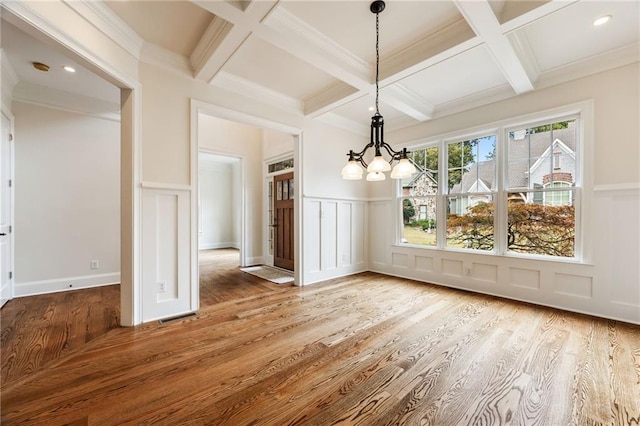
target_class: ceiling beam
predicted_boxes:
[190,0,278,83]
[454,0,534,94]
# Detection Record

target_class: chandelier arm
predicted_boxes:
[353,142,375,159]
[379,141,404,160]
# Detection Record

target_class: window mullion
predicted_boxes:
[494,128,507,255]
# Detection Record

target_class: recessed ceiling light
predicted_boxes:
[368,106,375,111]
[593,15,611,26]
[63,65,76,73]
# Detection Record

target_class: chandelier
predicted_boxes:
[341,0,416,182]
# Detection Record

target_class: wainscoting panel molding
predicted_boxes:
[142,187,191,322]
[303,197,367,284]
[368,186,640,324]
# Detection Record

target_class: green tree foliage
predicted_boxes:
[402,199,415,224]
[529,121,570,134]
[447,201,575,257]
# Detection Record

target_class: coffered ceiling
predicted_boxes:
[3,0,639,135]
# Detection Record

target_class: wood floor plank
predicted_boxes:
[2,259,639,425]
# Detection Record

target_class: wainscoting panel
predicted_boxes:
[142,187,191,322]
[321,201,338,271]
[368,187,640,324]
[472,263,498,284]
[303,197,367,284]
[509,267,540,290]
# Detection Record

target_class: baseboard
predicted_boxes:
[245,256,264,267]
[303,263,368,286]
[14,273,121,297]
[198,242,239,250]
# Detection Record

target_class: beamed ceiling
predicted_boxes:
[2,0,639,135]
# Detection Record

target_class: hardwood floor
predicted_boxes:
[199,248,287,306]
[2,270,639,424]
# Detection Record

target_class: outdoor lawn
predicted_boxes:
[402,226,437,246]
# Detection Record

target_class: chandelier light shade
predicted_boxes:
[341,0,417,181]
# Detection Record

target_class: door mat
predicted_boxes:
[240,265,294,284]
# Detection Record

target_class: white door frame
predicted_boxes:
[0,107,15,307]
[3,4,143,325]
[190,100,303,302]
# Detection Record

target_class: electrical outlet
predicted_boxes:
[90,260,99,270]
[158,281,166,293]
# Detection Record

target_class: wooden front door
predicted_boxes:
[273,172,294,271]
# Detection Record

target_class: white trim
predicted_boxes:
[140,181,191,191]
[139,42,192,76]
[211,72,303,113]
[62,0,144,59]
[191,100,301,136]
[190,99,303,292]
[14,273,120,297]
[5,1,143,326]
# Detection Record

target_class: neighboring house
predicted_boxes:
[449,125,576,214]
[402,169,438,224]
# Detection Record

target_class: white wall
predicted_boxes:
[300,119,369,284]
[263,129,294,160]
[368,63,640,324]
[198,154,239,250]
[13,101,120,295]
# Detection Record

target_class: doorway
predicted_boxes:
[198,151,242,305]
[0,110,13,307]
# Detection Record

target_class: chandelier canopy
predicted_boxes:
[341,0,416,182]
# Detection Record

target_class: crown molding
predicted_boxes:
[304,83,361,118]
[63,0,144,59]
[382,83,434,121]
[316,112,369,136]
[535,43,640,92]
[432,83,515,120]
[211,71,303,113]
[265,7,370,88]
[190,16,233,78]
[381,17,477,84]
[13,82,121,122]
[140,42,192,77]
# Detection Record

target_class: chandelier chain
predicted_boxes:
[375,11,380,115]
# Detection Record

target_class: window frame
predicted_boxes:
[395,102,591,263]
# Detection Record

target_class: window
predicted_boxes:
[397,113,581,260]
[446,135,496,251]
[507,119,577,257]
[399,146,438,246]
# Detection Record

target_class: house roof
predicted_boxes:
[450,124,577,194]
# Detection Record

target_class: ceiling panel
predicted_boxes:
[280,0,462,63]
[224,34,340,101]
[399,46,510,107]
[105,0,214,57]
[519,1,640,72]
[329,90,407,124]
